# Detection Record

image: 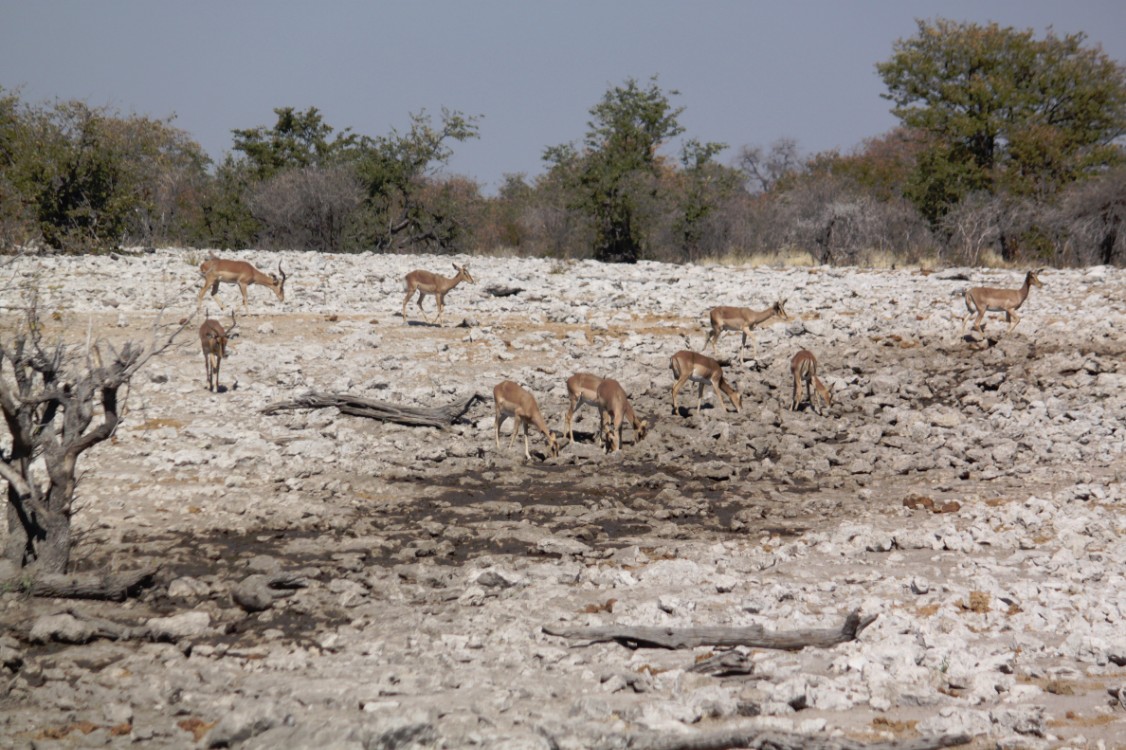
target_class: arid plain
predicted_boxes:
[1,249,1124,749]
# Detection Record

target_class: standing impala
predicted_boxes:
[704,299,790,359]
[670,350,742,416]
[961,269,1044,337]
[789,349,832,415]
[402,264,475,325]
[493,380,560,461]
[197,254,286,311]
[595,378,648,453]
[199,312,238,392]
[563,372,604,443]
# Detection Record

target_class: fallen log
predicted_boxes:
[543,609,877,650]
[611,726,970,750]
[1,567,157,601]
[261,391,486,428]
[232,572,308,612]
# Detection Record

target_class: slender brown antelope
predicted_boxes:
[961,269,1044,337]
[402,264,475,325]
[789,349,832,414]
[493,380,560,461]
[596,378,648,453]
[704,299,790,359]
[199,312,238,392]
[197,254,286,311]
[563,372,603,443]
[670,350,742,415]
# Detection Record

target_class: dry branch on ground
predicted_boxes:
[260,391,485,428]
[543,609,878,650]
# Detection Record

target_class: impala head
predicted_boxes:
[546,430,560,458]
[454,264,475,285]
[636,419,650,442]
[271,262,288,302]
[776,298,790,320]
[1028,269,1044,288]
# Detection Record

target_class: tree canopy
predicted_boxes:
[877,19,1126,227]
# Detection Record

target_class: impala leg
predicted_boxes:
[671,376,685,415]
[495,411,505,450]
[434,294,445,324]
[1007,310,1019,333]
[402,286,414,323]
[696,381,705,414]
[522,419,532,461]
[707,328,719,355]
[416,292,433,323]
[508,416,520,449]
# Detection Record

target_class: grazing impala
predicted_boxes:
[961,269,1044,336]
[789,349,832,414]
[563,372,604,443]
[670,350,742,416]
[596,378,648,453]
[704,299,790,359]
[199,312,238,392]
[197,254,286,311]
[493,380,560,461]
[402,264,475,325]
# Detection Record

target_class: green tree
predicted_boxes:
[231,106,358,180]
[877,19,1126,231]
[672,139,738,262]
[351,108,480,252]
[0,93,209,252]
[544,76,698,263]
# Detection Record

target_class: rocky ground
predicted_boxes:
[0,249,1124,749]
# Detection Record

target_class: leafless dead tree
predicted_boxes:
[1,294,186,593]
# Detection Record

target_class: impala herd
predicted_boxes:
[194,254,1046,460]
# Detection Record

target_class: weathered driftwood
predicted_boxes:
[609,727,970,750]
[261,391,486,428]
[232,572,308,612]
[543,609,877,650]
[484,284,523,298]
[2,567,156,601]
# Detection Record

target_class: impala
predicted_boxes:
[493,380,560,461]
[961,269,1044,336]
[197,254,287,311]
[789,349,832,414]
[596,378,648,453]
[199,312,238,392]
[704,299,790,359]
[402,264,475,325]
[669,350,742,415]
[563,372,603,443]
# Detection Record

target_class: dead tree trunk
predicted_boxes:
[0,300,184,586]
[543,609,877,650]
[604,727,970,750]
[261,391,485,428]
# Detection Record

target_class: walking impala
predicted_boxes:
[789,349,832,415]
[402,264,475,325]
[596,378,648,453]
[493,380,560,461]
[563,372,603,443]
[670,350,742,415]
[197,254,286,311]
[961,269,1044,337]
[704,299,790,359]
[199,312,238,392]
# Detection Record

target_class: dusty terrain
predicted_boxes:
[1,249,1124,749]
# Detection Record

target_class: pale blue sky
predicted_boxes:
[2,2,1124,194]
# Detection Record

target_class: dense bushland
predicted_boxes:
[2,19,1124,266]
